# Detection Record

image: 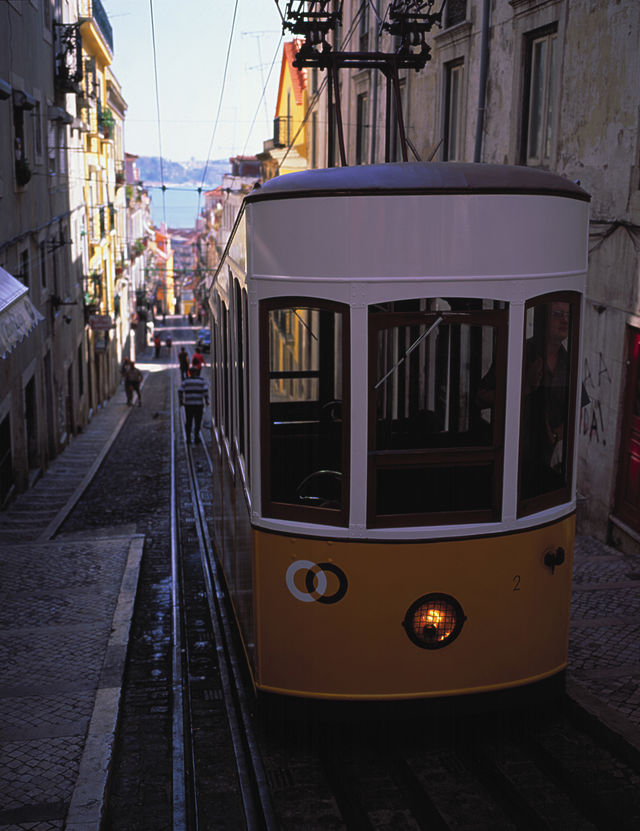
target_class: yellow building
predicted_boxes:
[78,0,125,402]
[270,40,309,175]
[149,228,175,317]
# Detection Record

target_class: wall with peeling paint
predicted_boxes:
[329,0,640,548]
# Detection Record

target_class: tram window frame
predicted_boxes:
[241,287,250,479]
[234,279,246,461]
[210,297,221,441]
[368,299,507,527]
[517,291,581,517]
[260,297,350,526]
[221,303,231,450]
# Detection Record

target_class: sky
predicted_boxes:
[103,0,286,162]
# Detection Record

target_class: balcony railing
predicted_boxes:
[93,0,113,52]
[80,0,114,54]
[273,115,292,148]
[445,0,467,27]
[55,23,83,93]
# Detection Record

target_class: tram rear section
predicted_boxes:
[209,162,589,701]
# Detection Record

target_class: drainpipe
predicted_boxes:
[370,0,381,164]
[474,0,491,163]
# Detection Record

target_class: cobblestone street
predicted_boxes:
[1,355,640,829]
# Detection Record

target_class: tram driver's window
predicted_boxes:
[370,299,506,524]
[263,302,348,523]
[518,294,580,513]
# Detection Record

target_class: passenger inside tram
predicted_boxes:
[520,300,575,499]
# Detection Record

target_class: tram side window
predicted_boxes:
[234,280,246,460]
[210,307,220,433]
[370,299,506,524]
[518,294,581,514]
[262,301,349,524]
[221,305,230,440]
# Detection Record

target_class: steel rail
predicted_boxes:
[180,389,279,830]
[170,360,189,829]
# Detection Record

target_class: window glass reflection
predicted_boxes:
[519,298,577,503]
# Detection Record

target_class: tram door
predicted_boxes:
[614,327,640,533]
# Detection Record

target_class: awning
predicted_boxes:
[0,266,44,358]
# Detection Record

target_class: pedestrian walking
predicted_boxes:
[120,356,131,384]
[124,361,143,406]
[154,333,161,358]
[178,347,190,380]
[165,334,172,353]
[178,365,209,444]
[191,347,204,370]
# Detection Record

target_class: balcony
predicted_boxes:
[92,0,113,52]
[80,0,114,57]
[273,115,292,148]
[55,23,83,93]
[97,106,115,139]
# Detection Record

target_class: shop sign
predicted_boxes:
[89,314,114,331]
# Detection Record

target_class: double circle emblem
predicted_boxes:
[286,560,348,605]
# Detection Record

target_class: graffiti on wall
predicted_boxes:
[581,352,612,444]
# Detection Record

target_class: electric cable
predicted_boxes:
[241,34,284,158]
[276,1,367,173]
[196,0,240,225]
[149,0,167,226]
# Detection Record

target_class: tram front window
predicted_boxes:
[518,293,581,514]
[369,299,507,525]
[261,301,349,524]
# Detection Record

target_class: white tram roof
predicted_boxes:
[245,163,590,286]
[246,162,590,204]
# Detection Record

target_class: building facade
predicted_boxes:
[78,0,126,405]
[0,0,127,505]
[293,0,640,551]
[260,39,309,176]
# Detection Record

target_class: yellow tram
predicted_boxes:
[207,162,589,700]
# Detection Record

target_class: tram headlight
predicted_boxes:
[402,593,466,649]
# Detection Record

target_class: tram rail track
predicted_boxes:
[173,359,278,830]
[250,695,640,830]
[127,348,640,831]
[47,321,640,831]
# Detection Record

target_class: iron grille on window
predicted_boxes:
[55,24,83,93]
[90,0,114,53]
[445,0,467,27]
[273,115,292,148]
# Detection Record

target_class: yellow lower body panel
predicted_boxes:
[253,516,574,700]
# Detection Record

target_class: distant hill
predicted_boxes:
[136,157,230,188]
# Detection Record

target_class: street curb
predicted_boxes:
[36,373,150,543]
[65,534,144,831]
[565,678,640,765]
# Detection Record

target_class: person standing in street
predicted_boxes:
[153,333,161,358]
[124,361,143,406]
[178,366,209,444]
[178,347,190,380]
[191,346,204,370]
[120,356,131,384]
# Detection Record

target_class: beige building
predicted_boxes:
[0,0,127,505]
[78,0,127,405]
[292,0,640,551]
[1,0,86,502]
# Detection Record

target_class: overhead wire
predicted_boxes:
[241,34,284,158]
[272,0,285,25]
[148,0,167,226]
[196,0,240,225]
[276,0,368,173]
